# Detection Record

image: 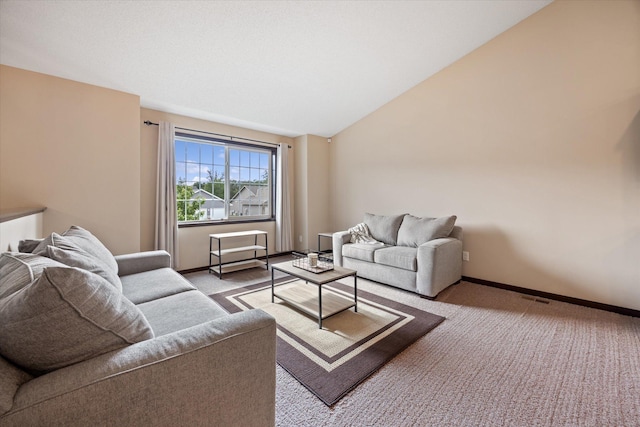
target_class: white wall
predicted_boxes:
[0,210,44,252]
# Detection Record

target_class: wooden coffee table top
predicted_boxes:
[271,261,356,285]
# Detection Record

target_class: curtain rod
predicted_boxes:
[143,120,291,148]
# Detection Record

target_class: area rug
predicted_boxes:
[210,278,445,406]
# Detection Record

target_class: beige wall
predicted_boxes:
[329,1,640,310]
[293,134,331,251]
[306,135,331,250]
[140,108,294,270]
[0,65,141,255]
[293,135,309,250]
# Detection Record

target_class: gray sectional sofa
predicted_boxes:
[333,213,463,299]
[0,226,276,426]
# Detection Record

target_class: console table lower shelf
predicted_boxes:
[212,259,267,275]
[270,261,358,329]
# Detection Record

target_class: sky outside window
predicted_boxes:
[176,139,270,184]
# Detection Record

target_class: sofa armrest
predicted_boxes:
[4,310,276,427]
[115,250,171,276]
[416,237,463,298]
[332,231,351,266]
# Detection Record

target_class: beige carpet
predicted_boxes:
[187,264,640,426]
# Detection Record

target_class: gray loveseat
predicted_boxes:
[0,226,276,426]
[333,213,463,299]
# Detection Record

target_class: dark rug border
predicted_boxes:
[210,278,445,406]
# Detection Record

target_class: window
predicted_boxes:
[175,133,275,224]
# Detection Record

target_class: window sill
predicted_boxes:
[178,218,275,228]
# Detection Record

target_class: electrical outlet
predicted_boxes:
[299,235,303,243]
[462,251,470,262]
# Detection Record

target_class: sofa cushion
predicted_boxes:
[364,213,406,246]
[0,266,154,373]
[120,267,197,304]
[0,356,32,415]
[136,290,228,337]
[342,243,384,263]
[374,246,418,272]
[397,215,457,247]
[0,252,66,300]
[45,243,123,292]
[34,226,118,275]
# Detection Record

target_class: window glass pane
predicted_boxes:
[214,146,225,165]
[250,168,261,182]
[183,161,197,183]
[212,164,225,180]
[201,165,212,182]
[177,185,204,221]
[200,144,213,164]
[239,167,250,182]
[186,143,199,163]
[175,140,186,162]
[250,152,260,167]
[229,166,239,182]
[230,180,241,199]
[213,182,225,201]
[240,150,250,166]
[260,153,269,169]
[229,149,240,166]
[176,161,187,182]
[176,200,185,222]
[200,165,213,194]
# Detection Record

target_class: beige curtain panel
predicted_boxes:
[276,143,293,252]
[155,121,178,268]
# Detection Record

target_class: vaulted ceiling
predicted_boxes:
[0,1,552,137]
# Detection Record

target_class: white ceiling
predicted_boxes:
[0,1,551,138]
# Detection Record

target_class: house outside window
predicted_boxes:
[175,134,274,223]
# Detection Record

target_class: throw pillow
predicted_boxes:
[45,244,123,292]
[0,252,67,300]
[0,266,153,374]
[396,215,457,247]
[347,223,380,244]
[31,233,54,255]
[62,226,119,275]
[17,239,43,253]
[33,226,119,275]
[33,227,119,277]
[363,213,406,246]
